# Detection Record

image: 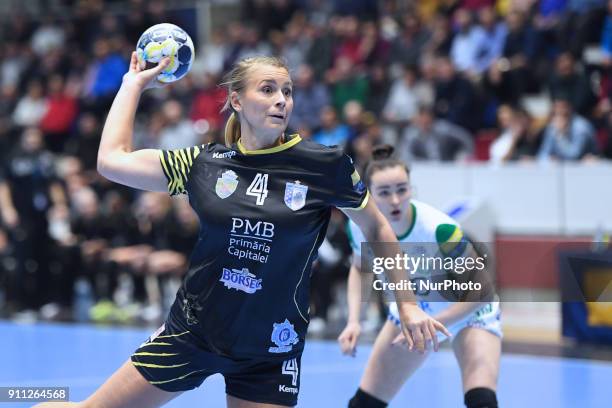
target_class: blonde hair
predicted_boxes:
[220,56,290,147]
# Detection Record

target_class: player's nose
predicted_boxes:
[274,90,287,108]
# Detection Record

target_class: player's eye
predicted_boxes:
[378,190,390,197]
[283,88,292,97]
[262,86,273,94]
[397,187,408,195]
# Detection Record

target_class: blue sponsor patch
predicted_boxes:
[219,267,262,294]
[269,319,299,353]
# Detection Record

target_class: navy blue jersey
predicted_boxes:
[160,134,368,359]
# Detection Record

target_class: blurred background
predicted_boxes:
[0,0,611,361]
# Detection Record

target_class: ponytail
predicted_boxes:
[364,144,410,187]
[224,112,241,147]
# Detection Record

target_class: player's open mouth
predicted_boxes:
[269,114,285,119]
[391,209,401,216]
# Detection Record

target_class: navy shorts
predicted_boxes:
[130,320,301,406]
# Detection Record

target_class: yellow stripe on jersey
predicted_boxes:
[132,352,180,357]
[156,331,189,339]
[159,145,206,195]
[338,190,370,211]
[350,169,361,186]
[132,362,190,369]
[149,369,209,385]
[237,134,302,155]
[139,341,172,347]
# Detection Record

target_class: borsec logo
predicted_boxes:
[219,267,262,294]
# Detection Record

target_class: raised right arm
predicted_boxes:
[97,52,170,192]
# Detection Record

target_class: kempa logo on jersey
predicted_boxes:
[212,151,237,159]
[219,267,262,294]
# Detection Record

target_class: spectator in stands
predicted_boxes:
[0,128,67,313]
[326,55,369,114]
[30,16,65,57]
[343,100,366,141]
[158,99,198,150]
[548,52,596,117]
[12,80,46,128]
[348,116,384,170]
[460,0,496,11]
[433,54,481,131]
[288,64,330,133]
[365,63,391,116]
[422,13,453,57]
[358,20,392,67]
[450,8,487,74]
[486,10,539,103]
[192,28,226,77]
[313,105,351,147]
[473,6,508,74]
[389,12,430,67]
[40,74,79,153]
[558,0,607,57]
[381,64,433,143]
[269,21,311,72]
[601,0,612,64]
[65,113,102,172]
[397,105,474,163]
[332,15,364,67]
[490,105,543,163]
[383,64,428,124]
[0,226,17,314]
[82,38,128,112]
[539,98,598,161]
[190,72,226,133]
[235,24,272,62]
[241,0,299,38]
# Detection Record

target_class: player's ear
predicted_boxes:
[230,91,241,112]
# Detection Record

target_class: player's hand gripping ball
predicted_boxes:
[136,23,195,83]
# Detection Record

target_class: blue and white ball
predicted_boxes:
[136,23,195,83]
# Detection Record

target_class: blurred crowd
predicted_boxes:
[1,0,612,331]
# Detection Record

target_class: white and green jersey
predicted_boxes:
[347,199,502,340]
[348,199,466,261]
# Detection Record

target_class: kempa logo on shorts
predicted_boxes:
[212,151,237,159]
[279,384,298,394]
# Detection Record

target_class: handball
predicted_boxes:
[136,23,195,83]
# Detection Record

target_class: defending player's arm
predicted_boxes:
[344,199,451,353]
[338,254,367,356]
[97,52,170,191]
[429,229,494,328]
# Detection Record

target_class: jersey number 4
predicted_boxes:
[246,173,269,205]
